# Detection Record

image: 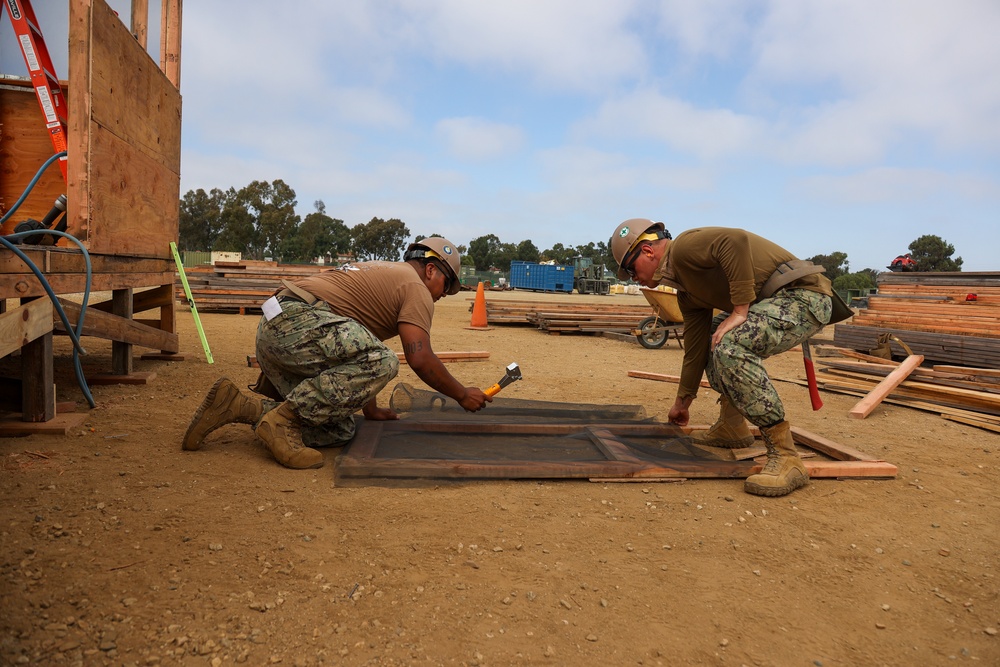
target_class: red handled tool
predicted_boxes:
[801,339,822,410]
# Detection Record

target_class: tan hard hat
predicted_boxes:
[611,218,669,280]
[405,237,462,294]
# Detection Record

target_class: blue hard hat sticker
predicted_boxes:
[443,245,453,255]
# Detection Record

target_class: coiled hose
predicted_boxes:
[1,151,95,408]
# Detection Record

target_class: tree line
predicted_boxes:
[179,180,411,263]
[179,180,963,288]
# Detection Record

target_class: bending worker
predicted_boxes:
[182,237,491,469]
[611,220,852,497]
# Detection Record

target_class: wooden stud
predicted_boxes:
[111,287,134,376]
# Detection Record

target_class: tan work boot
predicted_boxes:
[744,421,809,497]
[691,396,755,449]
[183,377,266,451]
[255,402,324,469]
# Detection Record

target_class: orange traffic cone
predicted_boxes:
[468,281,491,330]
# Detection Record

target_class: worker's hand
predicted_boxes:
[667,396,693,426]
[711,306,749,349]
[362,405,398,421]
[458,387,492,413]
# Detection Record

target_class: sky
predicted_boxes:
[4,0,999,272]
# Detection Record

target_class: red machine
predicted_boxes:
[888,253,917,272]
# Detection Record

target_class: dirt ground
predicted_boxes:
[1,289,998,667]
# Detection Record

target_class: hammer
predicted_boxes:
[484,362,522,397]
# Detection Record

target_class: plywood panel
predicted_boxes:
[85,122,179,256]
[67,0,180,258]
[89,0,181,167]
[0,86,66,232]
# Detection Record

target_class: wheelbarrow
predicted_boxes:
[633,288,684,349]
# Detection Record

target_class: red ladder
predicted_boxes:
[3,0,69,181]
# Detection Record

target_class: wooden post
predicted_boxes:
[111,287,134,375]
[159,0,182,88]
[22,332,55,422]
[131,0,149,48]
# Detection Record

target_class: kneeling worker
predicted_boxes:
[611,219,852,496]
[182,237,491,469]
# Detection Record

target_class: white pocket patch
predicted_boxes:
[261,296,282,322]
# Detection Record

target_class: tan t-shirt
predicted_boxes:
[292,262,434,341]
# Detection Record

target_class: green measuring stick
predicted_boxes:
[170,242,214,364]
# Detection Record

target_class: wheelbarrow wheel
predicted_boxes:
[637,316,668,349]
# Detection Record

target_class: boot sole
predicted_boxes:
[182,377,233,451]
[744,472,809,497]
[255,435,325,469]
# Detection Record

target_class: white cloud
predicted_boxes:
[750,0,1000,156]
[434,118,525,161]
[574,89,764,159]
[794,167,1000,204]
[653,0,754,59]
[394,0,647,92]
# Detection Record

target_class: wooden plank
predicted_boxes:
[55,298,179,353]
[790,426,875,462]
[373,421,685,436]
[0,300,54,359]
[249,351,491,368]
[90,284,175,315]
[941,415,1000,433]
[400,351,490,365]
[67,0,95,246]
[824,368,1000,412]
[87,372,156,385]
[0,412,89,436]
[0,272,177,300]
[932,365,1000,379]
[0,248,172,274]
[587,428,645,464]
[833,324,1000,369]
[803,460,898,478]
[628,370,712,389]
[819,360,1000,394]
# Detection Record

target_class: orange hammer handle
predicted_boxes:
[484,383,502,398]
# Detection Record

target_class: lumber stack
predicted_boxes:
[528,310,650,334]
[834,272,1000,369]
[808,346,1000,432]
[473,298,653,334]
[176,260,327,314]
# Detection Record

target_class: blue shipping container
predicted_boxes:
[509,261,574,293]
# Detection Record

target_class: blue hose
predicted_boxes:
[2,151,96,409]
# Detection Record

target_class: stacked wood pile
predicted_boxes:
[834,272,1000,369]
[177,260,326,314]
[474,298,654,334]
[806,345,1000,433]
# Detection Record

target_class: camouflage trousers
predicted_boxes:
[704,289,832,428]
[255,298,399,447]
